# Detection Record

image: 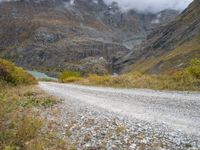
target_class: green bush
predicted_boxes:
[59,71,81,83]
[0,59,37,85]
[187,58,200,79]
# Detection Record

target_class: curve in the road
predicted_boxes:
[39,82,200,137]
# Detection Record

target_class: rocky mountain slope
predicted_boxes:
[116,0,200,74]
[0,0,178,75]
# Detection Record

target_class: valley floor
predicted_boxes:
[39,82,200,149]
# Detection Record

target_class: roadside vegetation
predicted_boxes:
[60,59,200,91]
[0,59,75,150]
[38,78,58,82]
[0,58,37,85]
[59,71,81,83]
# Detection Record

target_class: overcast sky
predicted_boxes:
[104,0,193,13]
[0,0,194,13]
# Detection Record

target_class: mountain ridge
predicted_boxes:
[115,0,200,74]
[0,0,179,75]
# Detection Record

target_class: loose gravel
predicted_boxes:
[39,82,200,150]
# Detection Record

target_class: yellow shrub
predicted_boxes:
[0,59,37,85]
[187,58,200,79]
[59,71,81,83]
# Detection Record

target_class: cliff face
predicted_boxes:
[116,0,200,74]
[0,0,178,75]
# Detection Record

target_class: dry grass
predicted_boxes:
[0,84,75,150]
[78,69,200,91]
[0,59,74,149]
[76,58,200,91]
[115,126,126,135]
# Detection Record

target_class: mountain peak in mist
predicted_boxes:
[104,0,193,13]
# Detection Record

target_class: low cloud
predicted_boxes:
[104,0,193,13]
[0,0,194,13]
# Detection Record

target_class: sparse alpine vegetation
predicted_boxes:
[0,58,37,85]
[188,58,200,79]
[59,71,81,83]
[0,0,200,149]
[0,86,75,150]
[0,59,75,150]
[76,59,200,91]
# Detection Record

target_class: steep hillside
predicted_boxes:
[116,0,200,74]
[0,0,178,76]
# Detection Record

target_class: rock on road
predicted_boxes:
[39,82,200,149]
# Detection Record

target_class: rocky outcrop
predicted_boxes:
[13,36,129,75]
[0,0,178,75]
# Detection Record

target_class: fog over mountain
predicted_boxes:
[0,0,193,13]
[104,0,193,13]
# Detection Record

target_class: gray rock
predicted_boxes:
[129,143,137,150]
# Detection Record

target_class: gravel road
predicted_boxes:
[39,82,200,149]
